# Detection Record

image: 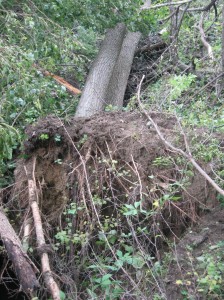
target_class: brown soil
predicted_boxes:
[165,207,224,300]
[8,111,224,299]
[14,112,217,221]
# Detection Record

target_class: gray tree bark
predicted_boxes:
[0,209,39,294]
[75,23,126,117]
[107,31,141,108]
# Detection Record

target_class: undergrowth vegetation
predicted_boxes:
[1,0,224,299]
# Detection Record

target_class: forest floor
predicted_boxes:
[165,206,224,300]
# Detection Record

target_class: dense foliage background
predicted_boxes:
[1,1,224,299]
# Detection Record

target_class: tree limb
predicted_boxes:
[159,7,179,24]
[26,157,61,300]
[0,209,39,295]
[141,0,192,10]
[137,75,224,197]
[198,12,214,60]
[183,0,217,12]
[173,2,191,40]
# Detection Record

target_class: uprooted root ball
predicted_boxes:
[10,111,220,299]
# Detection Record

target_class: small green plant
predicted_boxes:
[39,133,49,140]
[78,134,88,147]
[121,200,143,216]
[105,104,119,112]
[169,74,196,100]
[115,250,148,269]
[217,194,224,207]
[196,243,224,297]
[87,273,123,300]
[192,139,222,163]
[152,156,173,167]
[54,134,61,142]
[54,159,63,164]
[0,122,20,160]
[54,202,86,250]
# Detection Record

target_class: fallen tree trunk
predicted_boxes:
[75,23,141,117]
[75,23,126,117]
[0,209,39,295]
[107,31,141,108]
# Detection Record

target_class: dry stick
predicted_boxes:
[26,157,61,300]
[198,12,214,60]
[141,0,192,10]
[0,209,39,295]
[181,0,217,12]
[173,2,191,40]
[191,72,224,100]
[159,7,180,23]
[22,217,32,253]
[137,75,224,197]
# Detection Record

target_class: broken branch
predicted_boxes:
[0,209,39,295]
[141,0,192,10]
[182,0,217,12]
[137,75,224,197]
[26,157,61,300]
[198,12,214,60]
[34,64,81,95]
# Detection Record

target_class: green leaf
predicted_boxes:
[59,290,66,300]
[94,274,113,287]
[116,250,123,258]
[134,201,141,208]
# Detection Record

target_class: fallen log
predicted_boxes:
[0,209,39,295]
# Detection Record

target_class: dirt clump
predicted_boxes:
[165,207,224,299]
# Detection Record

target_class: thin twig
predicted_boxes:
[173,2,191,40]
[159,7,179,23]
[141,0,192,10]
[192,72,224,99]
[58,118,148,299]
[181,0,217,12]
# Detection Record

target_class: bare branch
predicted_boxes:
[173,2,191,40]
[26,157,61,300]
[183,0,217,12]
[0,209,39,295]
[141,0,192,10]
[137,75,224,197]
[198,12,214,60]
[159,7,179,23]
[192,72,224,98]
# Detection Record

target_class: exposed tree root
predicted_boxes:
[137,75,224,197]
[8,110,222,298]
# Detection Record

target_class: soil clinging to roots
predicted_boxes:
[9,111,222,299]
